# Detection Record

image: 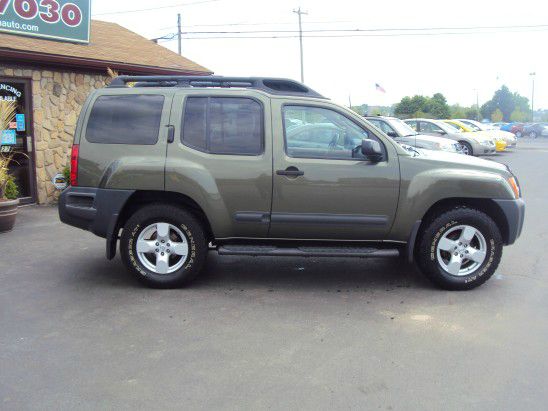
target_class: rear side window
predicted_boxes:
[86,95,165,145]
[182,97,263,155]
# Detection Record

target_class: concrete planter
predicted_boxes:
[0,198,19,233]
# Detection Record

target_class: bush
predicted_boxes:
[4,176,19,200]
[63,166,70,185]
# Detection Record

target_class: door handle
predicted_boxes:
[166,125,175,143]
[276,166,304,177]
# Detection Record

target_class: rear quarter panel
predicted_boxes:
[76,88,175,190]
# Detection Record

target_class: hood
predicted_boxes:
[407,148,509,174]
[412,134,456,145]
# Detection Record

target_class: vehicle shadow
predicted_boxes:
[65,251,431,292]
[193,253,431,292]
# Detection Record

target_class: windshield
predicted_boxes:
[462,121,482,131]
[389,118,417,136]
[443,122,462,133]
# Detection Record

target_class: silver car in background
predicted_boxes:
[404,118,496,156]
[365,116,462,153]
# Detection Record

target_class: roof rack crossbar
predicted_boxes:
[108,75,325,98]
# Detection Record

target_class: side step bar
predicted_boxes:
[217,245,400,258]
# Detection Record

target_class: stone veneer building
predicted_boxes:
[0,20,210,204]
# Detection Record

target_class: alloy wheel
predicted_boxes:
[136,222,189,274]
[436,225,487,276]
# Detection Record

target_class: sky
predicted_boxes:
[92,0,547,110]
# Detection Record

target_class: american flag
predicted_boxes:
[375,83,386,93]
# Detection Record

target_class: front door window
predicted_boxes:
[283,105,378,160]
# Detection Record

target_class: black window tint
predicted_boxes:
[182,97,263,155]
[86,95,164,144]
[182,97,207,151]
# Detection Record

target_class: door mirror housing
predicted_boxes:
[361,139,383,162]
[386,131,398,138]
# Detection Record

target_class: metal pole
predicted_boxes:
[530,72,536,122]
[475,89,479,121]
[177,13,182,55]
[293,7,307,83]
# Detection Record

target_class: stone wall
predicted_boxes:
[0,64,108,203]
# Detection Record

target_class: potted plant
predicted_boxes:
[0,100,19,233]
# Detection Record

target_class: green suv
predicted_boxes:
[59,76,525,290]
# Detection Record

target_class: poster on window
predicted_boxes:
[1,129,16,145]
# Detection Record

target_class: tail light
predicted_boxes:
[70,144,79,186]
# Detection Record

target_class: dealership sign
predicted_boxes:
[0,0,90,43]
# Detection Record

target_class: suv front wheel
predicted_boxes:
[416,207,502,290]
[120,204,207,288]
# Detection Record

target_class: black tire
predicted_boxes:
[459,141,474,156]
[516,131,522,138]
[529,131,537,139]
[416,207,502,290]
[120,204,207,288]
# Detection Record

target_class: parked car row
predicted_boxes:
[365,116,517,156]
[491,122,548,138]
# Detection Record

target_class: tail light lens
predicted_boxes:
[70,144,79,186]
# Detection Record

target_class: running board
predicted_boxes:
[217,245,400,258]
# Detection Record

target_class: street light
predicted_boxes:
[530,72,536,122]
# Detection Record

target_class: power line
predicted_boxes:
[93,0,221,16]
[157,27,548,41]
[178,24,548,35]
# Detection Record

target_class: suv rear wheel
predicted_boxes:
[120,204,207,288]
[416,207,502,290]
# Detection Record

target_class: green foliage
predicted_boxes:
[350,104,368,115]
[491,108,504,122]
[481,86,530,122]
[510,108,528,122]
[4,176,19,200]
[394,93,450,119]
[63,166,71,185]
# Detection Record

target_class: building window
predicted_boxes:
[86,95,165,145]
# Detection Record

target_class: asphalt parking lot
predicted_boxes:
[1,139,547,410]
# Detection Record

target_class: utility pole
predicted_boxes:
[473,88,479,121]
[177,13,182,55]
[293,7,307,83]
[530,72,536,122]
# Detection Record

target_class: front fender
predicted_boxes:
[389,156,515,241]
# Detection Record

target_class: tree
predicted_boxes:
[491,108,503,122]
[481,86,530,122]
[394,93,450,119]
[510,108,527,122]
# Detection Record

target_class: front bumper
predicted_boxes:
[495,140,507,152]
[493,198,525,245]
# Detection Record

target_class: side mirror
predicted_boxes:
[386,131,398,138]
[361,139,383,162]
[437,130,447,135]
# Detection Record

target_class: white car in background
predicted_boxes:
[365,116,462,153]
[457,119,517,148]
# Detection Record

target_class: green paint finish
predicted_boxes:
[75,85,518,242]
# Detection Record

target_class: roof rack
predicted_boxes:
[108,75,326,98]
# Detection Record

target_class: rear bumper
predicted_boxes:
[59,186,134,239]
[493,198,525,245]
